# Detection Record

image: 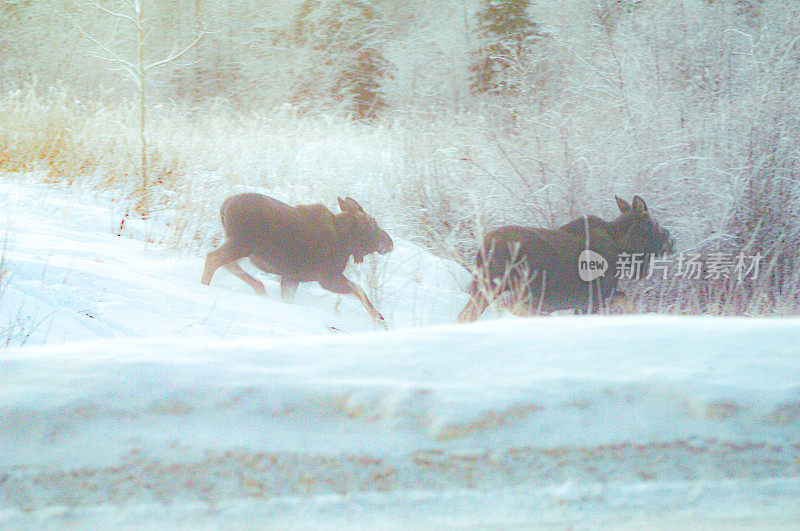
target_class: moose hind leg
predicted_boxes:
[202,241,245,286]
[222,261,267,295]
[457,278,491,322]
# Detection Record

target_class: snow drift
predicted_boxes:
[1,181,799,527]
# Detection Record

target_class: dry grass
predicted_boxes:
[1,87,798,315]
[1,1,799,316]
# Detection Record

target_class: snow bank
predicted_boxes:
[2,317,800,527]
[1,180,799,527]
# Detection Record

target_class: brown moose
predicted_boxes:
[201,193,393,327]
[457,195,675,321]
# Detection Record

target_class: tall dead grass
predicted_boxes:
[1,1,798,316]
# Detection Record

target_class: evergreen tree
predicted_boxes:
[290,0,392,120]
[470,0,542,96]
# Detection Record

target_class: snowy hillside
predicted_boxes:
[2,181,800,527]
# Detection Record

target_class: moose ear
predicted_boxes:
[336,208,358,233]
[631,195,648,213]
[339,196,365,213]
[616,196,631,213]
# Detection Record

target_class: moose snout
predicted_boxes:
[378,233,393,255]
[663,236,677,255]
[380,237,394,255]
[658,228,677,255]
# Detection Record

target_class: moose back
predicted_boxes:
[457,196,674,321]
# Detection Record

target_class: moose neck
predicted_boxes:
[333,214,365,264]
[608,216,640,255]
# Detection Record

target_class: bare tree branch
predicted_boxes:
[71,21,140,79]
[145,30,205,72]
[86,1,140,29]
[143,26,155,45]
[121,0,140,15]
[91,54,140,83]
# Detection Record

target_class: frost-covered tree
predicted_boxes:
[73,0,204,200]
[288,0,393,120]
[469,0,542,96]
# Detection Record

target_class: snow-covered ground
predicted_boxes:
[2,180,799,528]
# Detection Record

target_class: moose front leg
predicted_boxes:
[320,275,387,329]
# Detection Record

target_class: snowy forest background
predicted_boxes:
[2,0,800,314]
